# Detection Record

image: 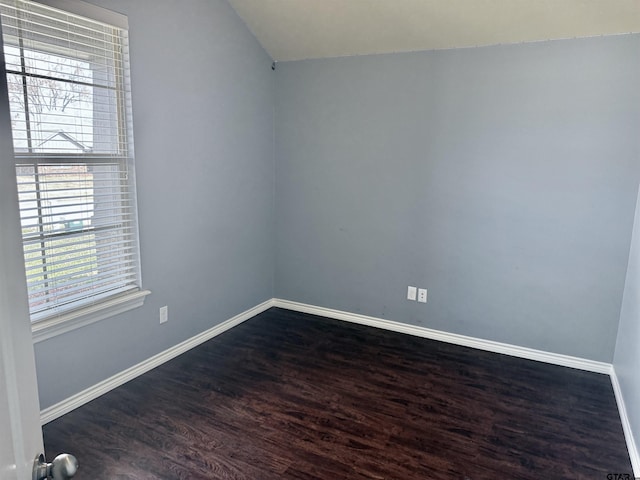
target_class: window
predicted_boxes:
[0,0,147,339]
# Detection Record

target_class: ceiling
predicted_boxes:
[226,0,640,62]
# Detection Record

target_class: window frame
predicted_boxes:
[0,0,149,342]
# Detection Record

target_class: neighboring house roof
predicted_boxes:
[37,130,92,153]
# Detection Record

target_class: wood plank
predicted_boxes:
[43,308,633,479]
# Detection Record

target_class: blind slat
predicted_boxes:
[26,257,136,289]
[28,267,137,295]
[25,236,135,262]
[29,275,138,314]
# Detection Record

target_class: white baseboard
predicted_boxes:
[273,299,612,375]
[40,299,275,425]
[611,368,640,477]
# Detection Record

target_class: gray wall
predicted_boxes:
[615,186,640,462]
[33,0,276,409]
[24,5,640,408]
[275,35,640,362]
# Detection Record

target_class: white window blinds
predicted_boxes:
[0,0,141,322]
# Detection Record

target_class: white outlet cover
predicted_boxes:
[418,288,427,303]
[159,305,168,324]
[407,286,417,301]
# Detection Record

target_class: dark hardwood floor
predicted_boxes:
[43,308,632,479]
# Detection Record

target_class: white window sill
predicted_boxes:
[32,289,151,343]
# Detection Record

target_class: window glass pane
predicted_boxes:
[17,162,135,318]
[3,43,19,70]
[23,48,93,83]
[6,72,28,151]
[5,46,124,154]
[24,230,99,315]
[17,164,94,235]
[25,74,95,153]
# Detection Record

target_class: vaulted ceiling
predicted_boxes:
[227,0,640,62]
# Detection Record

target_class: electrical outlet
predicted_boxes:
[159,305,168,324]
[418,288,427,303]
[407,286,417,301]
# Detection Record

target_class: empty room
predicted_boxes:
[1,0,640,479]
